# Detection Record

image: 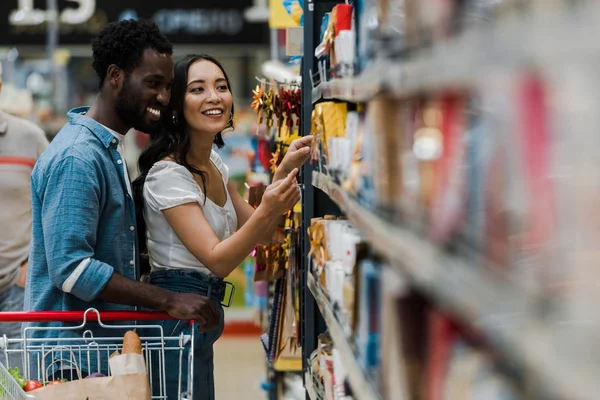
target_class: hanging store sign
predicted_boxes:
[1,0,268,45]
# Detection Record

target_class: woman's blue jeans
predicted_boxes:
[145,270,225,400]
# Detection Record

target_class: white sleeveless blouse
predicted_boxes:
[142,150,238,275]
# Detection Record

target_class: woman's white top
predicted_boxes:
[143,150,238,275]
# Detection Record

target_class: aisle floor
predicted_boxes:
[214,336,267,400]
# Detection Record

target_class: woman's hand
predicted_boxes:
[258,168,301,217]
[274,136,313,181]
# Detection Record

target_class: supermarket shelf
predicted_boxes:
[311,63,383,103]
[307,273,382,400]
[312,171,598,400]
[305,371,319,400]
[311,3,600,104]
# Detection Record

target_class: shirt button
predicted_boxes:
[111,139,117,144]
[130,260,135,266]
[117,159,123,165]
[130,226,135,231]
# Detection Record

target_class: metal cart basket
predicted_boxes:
[0,308,195,400]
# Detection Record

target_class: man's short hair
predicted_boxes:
[91,19,172,89]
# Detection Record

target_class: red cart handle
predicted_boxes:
[0,310,179,323]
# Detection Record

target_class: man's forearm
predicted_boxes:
[96,272,173,311]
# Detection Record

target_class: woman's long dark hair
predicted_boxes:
[133,54,234,259]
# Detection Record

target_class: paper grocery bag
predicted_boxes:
[109,353,147,375]
[30,373,151,400]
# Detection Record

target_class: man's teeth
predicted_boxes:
[204,110,222,115]
[147,107,160,117]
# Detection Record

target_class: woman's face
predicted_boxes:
[183,59,233,137]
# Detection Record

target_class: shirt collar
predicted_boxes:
[100,122,126,143]
[67,106,119,149]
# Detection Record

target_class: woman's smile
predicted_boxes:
[202,108,224,118]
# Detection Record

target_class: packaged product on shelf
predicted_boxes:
[333,4,356,78]
[509,72,557,296]
[310,333,355,400]
[365,95,405,213]
[334,110,361,190]
[357,107,378,208]
[409,100,441,214]
[380,268,411,400]
[325,219,362,334]
[316,8,336,79]
[308,217,331,287]
[461,96,489,256]
[470,71,553,293]
[428,93,468,246]
[398,99,426,226]
[396,292,430,400]
[327,137,353,183]
[374,0,407,57]
[310,107,325,173]
[442,339,521,400]
[354,253,382,379]
[344,110,366,195]
[482,74,527,271]
[427,311,524,400]
[312,101,348,178]
[309,333,332,398]
[322,345,336,400]
[426,310,455,400]
[324,259,346,310]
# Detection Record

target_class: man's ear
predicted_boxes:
[106,64,124,89]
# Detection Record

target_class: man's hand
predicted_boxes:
[165,292,220,332]
[17,259,27,288]
[98,273,220,332]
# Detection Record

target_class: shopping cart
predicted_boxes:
[0,308,195,400]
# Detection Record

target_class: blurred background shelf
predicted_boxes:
[310,2,600,104]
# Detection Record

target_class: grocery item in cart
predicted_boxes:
[108,331,147,376]
[25,331,151,400]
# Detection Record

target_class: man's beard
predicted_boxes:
[114,79,161,135]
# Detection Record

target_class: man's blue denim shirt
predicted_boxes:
[24,107,139,343]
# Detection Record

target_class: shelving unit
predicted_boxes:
[307,273,382,400]
[311,171,598,400]
[300,1,600,400]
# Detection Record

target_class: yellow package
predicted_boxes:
[316,102,348,158]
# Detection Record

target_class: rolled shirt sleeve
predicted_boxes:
[39,155,114,302]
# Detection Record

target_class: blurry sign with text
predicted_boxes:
[2,0,268,45]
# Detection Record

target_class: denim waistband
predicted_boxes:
[149,269,226,302]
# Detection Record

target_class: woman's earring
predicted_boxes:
[172,114,178,125]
